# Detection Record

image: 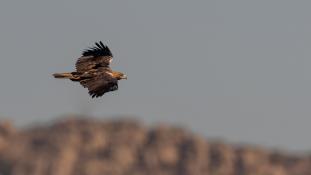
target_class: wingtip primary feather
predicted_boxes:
[95,42,102,49]
[99,41,105,48]
[82,41,113,57]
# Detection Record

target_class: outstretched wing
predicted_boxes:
[80,72,118,98]
[75,41,113,72]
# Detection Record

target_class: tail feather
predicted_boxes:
[53,72,74,79]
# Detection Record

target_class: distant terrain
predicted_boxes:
[0,117,310,175]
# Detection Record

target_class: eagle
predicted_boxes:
[53,41,127,98]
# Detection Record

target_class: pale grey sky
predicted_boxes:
[1,0,311,151]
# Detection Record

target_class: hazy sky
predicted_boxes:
[1,1,311,151]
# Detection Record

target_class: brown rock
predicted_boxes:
[0,117,310,175]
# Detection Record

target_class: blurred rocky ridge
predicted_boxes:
[0,117,310,175]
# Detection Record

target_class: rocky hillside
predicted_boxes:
[0,117,310,175]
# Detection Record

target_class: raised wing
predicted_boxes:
[80,72,118,98]
[75,41,113,72]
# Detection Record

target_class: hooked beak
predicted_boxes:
[122,75,127,80]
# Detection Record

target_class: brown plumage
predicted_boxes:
[53,41,127,98]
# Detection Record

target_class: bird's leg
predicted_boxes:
[80,72,93,78]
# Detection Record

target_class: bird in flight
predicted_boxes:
[53,41,127,98]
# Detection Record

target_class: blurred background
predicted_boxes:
[1,0,311,153]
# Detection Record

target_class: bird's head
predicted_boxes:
[112,71,127,80]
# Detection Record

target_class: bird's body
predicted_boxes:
[53,41,127,98]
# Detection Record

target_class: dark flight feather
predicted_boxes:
[89,82,118,98]
[82,42,113,57]
[76,41,113,72]
[80,72,118,98]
